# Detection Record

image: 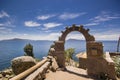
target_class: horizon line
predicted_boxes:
[0,38,118,41]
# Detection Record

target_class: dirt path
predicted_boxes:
[45,66,97,80]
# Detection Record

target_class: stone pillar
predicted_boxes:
[87,41,104,58]
[54,41,65,68]
[86,41,104,76]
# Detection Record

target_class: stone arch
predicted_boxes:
[48,24,116,79]
[49,24,96,68]
[59,24,95,42]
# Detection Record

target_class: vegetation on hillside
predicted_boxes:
[112,56,120,78]
[24,43,34,57]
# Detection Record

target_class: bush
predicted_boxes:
[65,48,75,62]
[112,56,120,78]
[24,43,34,57]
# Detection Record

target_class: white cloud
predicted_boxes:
[0,30,119,41]
[7,33,61,41]
[0,27,6,30]
[90,11,120,23]
[29,31,83,40]
[90,27,120,40]
[0,11,10,18]
[43,22,62,29]
[94,33,119,41]
[64,29,120,41]
[24,21,41,27]
[23,34,28,36]
[0,21,15,27]
[65,31,119,41]
[84,11,120,27]
[59,12,86,20]
[66,33,85,40]
[37,14,55,20]
[0,23,4,27]
[0,27,12,34]
[84,22,99,26]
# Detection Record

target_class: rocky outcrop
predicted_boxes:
[0,68,14,79]
[11,56,36,75]
[47,56,59,72]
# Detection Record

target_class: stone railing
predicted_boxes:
[10,58,51,80]
[25,61,50,80]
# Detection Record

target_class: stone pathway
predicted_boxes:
[45,66,97,80]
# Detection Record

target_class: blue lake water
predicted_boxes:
[0,39,118,70]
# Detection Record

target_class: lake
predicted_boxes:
[0,39,118,70]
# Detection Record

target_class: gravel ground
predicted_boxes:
[45,66,98,80]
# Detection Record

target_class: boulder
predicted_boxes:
[11,56,36,75]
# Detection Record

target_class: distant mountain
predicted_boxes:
[0,38,53,42]
[0,38,117,43]
[0,38,28,41]
[11,38,29,41]
[67,39,84,42]
[67,39,117,42]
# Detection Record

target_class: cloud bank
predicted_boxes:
[24,21,41,27]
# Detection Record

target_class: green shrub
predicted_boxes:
[24,43,34,57]
[65,48,75,62]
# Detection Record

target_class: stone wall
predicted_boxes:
[79,58,87,69]
[78,41,117,80]
[78,52,117,79]
[87,57,116,79]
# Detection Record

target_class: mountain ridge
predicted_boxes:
[0,38,117,42]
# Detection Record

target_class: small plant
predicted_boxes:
[24,43,34,57]
[64,48,75,62]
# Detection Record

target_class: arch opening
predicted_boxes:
[65,31,86,62]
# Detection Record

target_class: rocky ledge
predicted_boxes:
[0,56,37,80]
[0,68,15,80]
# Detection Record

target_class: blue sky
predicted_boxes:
[0,0,120,40]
